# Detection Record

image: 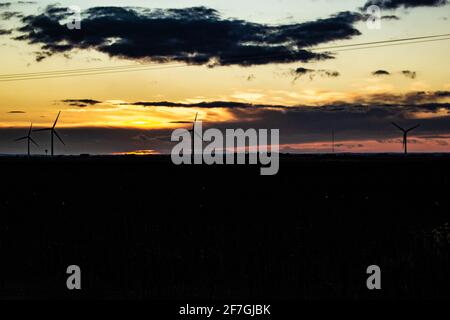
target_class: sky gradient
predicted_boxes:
[0,0,449,155]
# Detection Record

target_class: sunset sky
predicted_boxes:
[0,0,449,154]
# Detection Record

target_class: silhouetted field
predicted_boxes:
[0,154,449,299]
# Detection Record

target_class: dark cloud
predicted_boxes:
[293,67,313,77]
[381,15,400,19]
[292,67,340,81]
[7,110,26,113]
[0,28,12,35]
[372,70,390,76]
[128,91,450,110]
[0,126,178,155]
[35,51,52,62]
[352,91,450,105]
[127,100,288,109]
[0,1,35,9]
[372,69,418,79]
[13,6,362,65]
[0,10,22,19]
[215,103,450,150]
[406,91,450,103]
[401,70,417,79]
[434,91,450,97]
[363,0,448,9]
[61,99,102,107]
[421,134,450,139]
[1,101,449,154]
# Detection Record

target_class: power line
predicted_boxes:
[330,37,450,53]
[1,33,449,82]
[311,33,450,51]
[2,34,449,81]
[0,63,165,78]
[0,64,185,82]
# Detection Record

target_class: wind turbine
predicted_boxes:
[34,111,65,156]
[188,112,200,158]
[391,122,420,155]
[15,123,39,156]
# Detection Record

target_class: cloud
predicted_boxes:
[372,69,418,79]
[363,0,448,9]
[140,100,450,111]
[372,70,391,76]
[352,90,450,105]
[14,6,362,66]
[210,103,450,150]
[3,102,449,154]
[381,15,400,19]
[1,99,449,154]
[0,28,12,35]
[0,10,23,19]
[247,74,255,81]
[401,70,417,79]
[434,91,450,97]
[127,90,450,110]
[126,100,288,109]
[292,67,340,81]
[0,2,11,8]
[7,110,26,113]
[61,99,102,107]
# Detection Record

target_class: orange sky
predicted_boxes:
[0,1,449,154]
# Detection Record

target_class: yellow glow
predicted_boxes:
[112,149,160,155]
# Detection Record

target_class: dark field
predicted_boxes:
[0,154,449,300]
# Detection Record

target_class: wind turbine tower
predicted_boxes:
[15,123,39,156]
[391,122,420,155]
[34,111,65,156]
[188,112,200,160]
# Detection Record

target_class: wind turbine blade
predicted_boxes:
[14,136,27,142]
[191,112,198,131]
[194,131,202,139]
[28,123,32,136]
[54,130,65,146]
[391,122,404,132]
[33,128,52,132]
[30,137,39,147]
[407,124,420,132]
[53,111,61,128]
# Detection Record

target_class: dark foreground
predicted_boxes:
[0,154,449,300]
